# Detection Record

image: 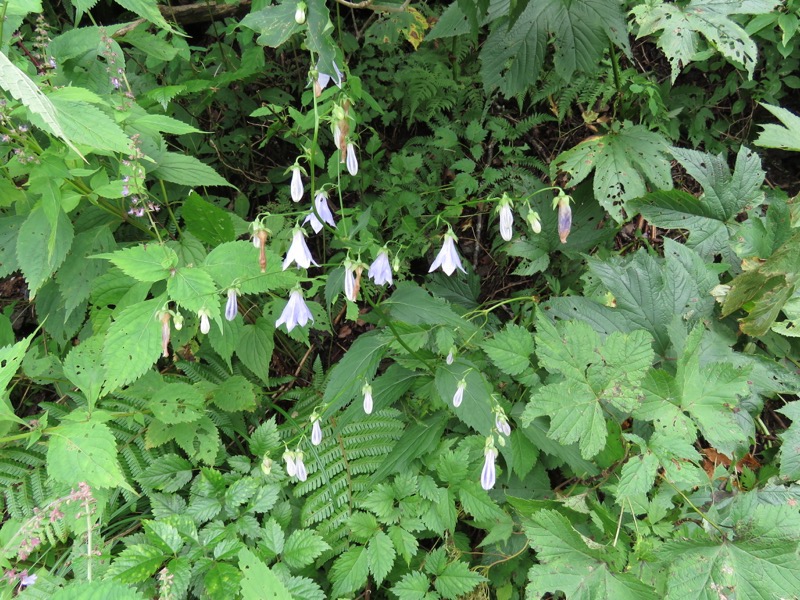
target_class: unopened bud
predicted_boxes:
[295,2,306,24]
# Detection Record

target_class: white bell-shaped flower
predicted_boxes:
[429,230,466,276]
[275,288,314,332]
[290,167,304,202]
[368,250,393,286]
[283,227,318,270]
[346,143,358,176]
[362,382,373,414]
[225,289,238,321]
[453,379,466,408]
[481,446,498,490]
[295,452,308,481]
[311,418,323,446]
[498,197,514,241]
[303,191,337,234]
[198,309,211,334]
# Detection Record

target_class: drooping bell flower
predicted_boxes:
[294,1,306,24]
[362,382,373,414]
[497,193,514,241]
[295,452,308,481]
[429,229,466,276]
[446,348,455,365]
[290,166,304,202]
[303,190,337,234]
[554,191,572,244]
[495,413,511,437]
[481,440,498,491]
[276,287,314,333]
[311,415,323,446]
[283,227,318,270]
[283,450,297,477]
[198,309,211,334]
[346,143,358,176]
[527,210,542,234]
[368,250,393,286]
[225,288,239,321]
[453,379,466,408]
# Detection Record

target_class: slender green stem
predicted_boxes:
[609,42,622,115]
[160,178,182,236]
[661,477,727,536]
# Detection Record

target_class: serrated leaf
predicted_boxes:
[481,323,534,376]
[777,401,800,481]
[211,375,256,412]
[114,0,179,34]
[283,529,330,570]
[50,580,147,600]
[63,336,106,409]
[151,151,233,187]
[235,317,274,384]
[98,244,178,283]
[433,560,485,598]
[392,571,432,600]
[239,548,293,600]
[0,333,34,425]
[150,382,204,424]
[182,192,235,246]
[615,451,659,503]
[552,123,672,223]
[47,418,128,489]
[249,417,280,457]
[241,1,303,47]
[137,453,194,492]
[17,205,74,298]
[632,0,780,82]
[755,103,800,151]
[167,266,218,316]
[102,296,164,392]
[56,226,115,319]
[321,331,387,418]
[204,241,297,294]
[435,360,495,436]
[630,146,765,259]
[144,520,183,554]
[49,94,132,154]
[367,531,395,585]
[330,546,370,597]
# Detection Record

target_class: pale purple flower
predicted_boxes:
[362,382,373,414]
[20,572,37,587]
[276,288,314,332]
[429,230,466,276]
[453,379,466,408]
[198,310,210,334]
[368,251,393,286]
[311,418,322,446]
[446,349,455,365]
[556,194,572,244]
[290,167,304,202]
[303,191,336,233]
[283,450,297,477]
[498,199,514,241]
[316,61,344,90]
[282,227,318,270]
[295,452,308,481]
[481,447,498,490]
[225,289,238,321]
[346,143,358,176]
[496,414,511,437]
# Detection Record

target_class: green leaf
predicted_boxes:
[114,0,180,34]
[211,375,256,412]
[321,331,387,418]
[615,451,660,503]
[0,215,24,278]
[629,146,764,259]
[0,333,34,425]
[56,226,115,319]
[167,266,219,316]
[241,1,303,47]
[552,123,673,223]
[235,317,274,384]
[777,401,800,481]
[204,241,297,294]
[632,0,780,82]
[150,382,204,424]
[51,580,147,600]
[0,51,84,159]
[282,529,330,570]
[205,562,241,600]
[249,417,281,457]
[433,560,486,598]
[368,531,395,585]
[17,205,74,298]
[481,323,534,376]
[48,93,132,154]
[755,103,800,151]
[137,453,194,492]
[239,548,293,600]
[98,244,178,283]
[305,0,340,82]
[330,546,370,597]
[102,296,165,392]
[63,336,107,409]
[144,520,183,554]
[435,360,495,437]
[182,192,236,246]
[151,152,233,187]
[392,571,432,600]
[47,418,129,490]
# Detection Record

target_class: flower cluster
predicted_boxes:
[283,449,308,481]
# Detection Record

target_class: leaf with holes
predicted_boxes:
[552,123,672,223]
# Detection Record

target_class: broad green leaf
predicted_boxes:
[56,226,115,319]
[143,520,183,554]
[368,530,396,585]
[480,0,630,95]
[0,51,84,159]
[63,336,106,409]
[630,146,764,259]
[151,152,233,187]
[249,417,280,457]
[150,382,204,424]
[235,317,274,384]
[121,29,180,62]
[17,205,74,298]
[107,544,165,583]
[755,103,800,151]
[321,331,388,418]
[384,282,477,335]
[615,451,659,503]
[102,296,164,392]
[305,0,340,83]
[435,359,495,436]
[0,215,24,278]
[204,241,297,294]
[0,333,34,425]
[777,401,800,481]
[211,375,256,412]
[114,0,179,34]
[330,546,370,597]
[48,93,132,154]
[97,244,178,283]
[50,580,146,600]
[182,192,235,246]
[241,0,303,47]
[282,529,330,570]
[392,571,432,600]
[551,123,672,223]
[205,562,241,600]
[47,418,129,489]
[239,548,292,600]
[481,323,534,376]
[167,266,218,316]
[137,453,194,492]
[632,0,781,81]
[434,560,486,597]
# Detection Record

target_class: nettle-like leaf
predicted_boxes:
[632,0,781,82]
[778,401,800,481]
[204,241,297,294]
[522,312,654,459]
[628,145,765,260]
[546,238,720,356]
[241,0,303,47]
[525,510,658,599]
[551,122,673,223]
[239,548,293,600]
[282,529,330,570]
[658,502,800,599]
[754,103,800,151]
[151,151,233,188]
[481,323,534,376]
[98,244,178,283]
[17,205,74,298]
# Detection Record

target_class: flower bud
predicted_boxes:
[261,456,273,475]
[346,143,358,176]
[362,382,373,414]
[311,418,323,446]
[527,211,542,234]
[225,288,238,321]
[555,192,572,244]
[290,166,304,202]
[198,310,211,334]
[295,2,306,24]
[453,379,466,408]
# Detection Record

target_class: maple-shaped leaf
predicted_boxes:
[632,0,781,82]
[551,122,673,223]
